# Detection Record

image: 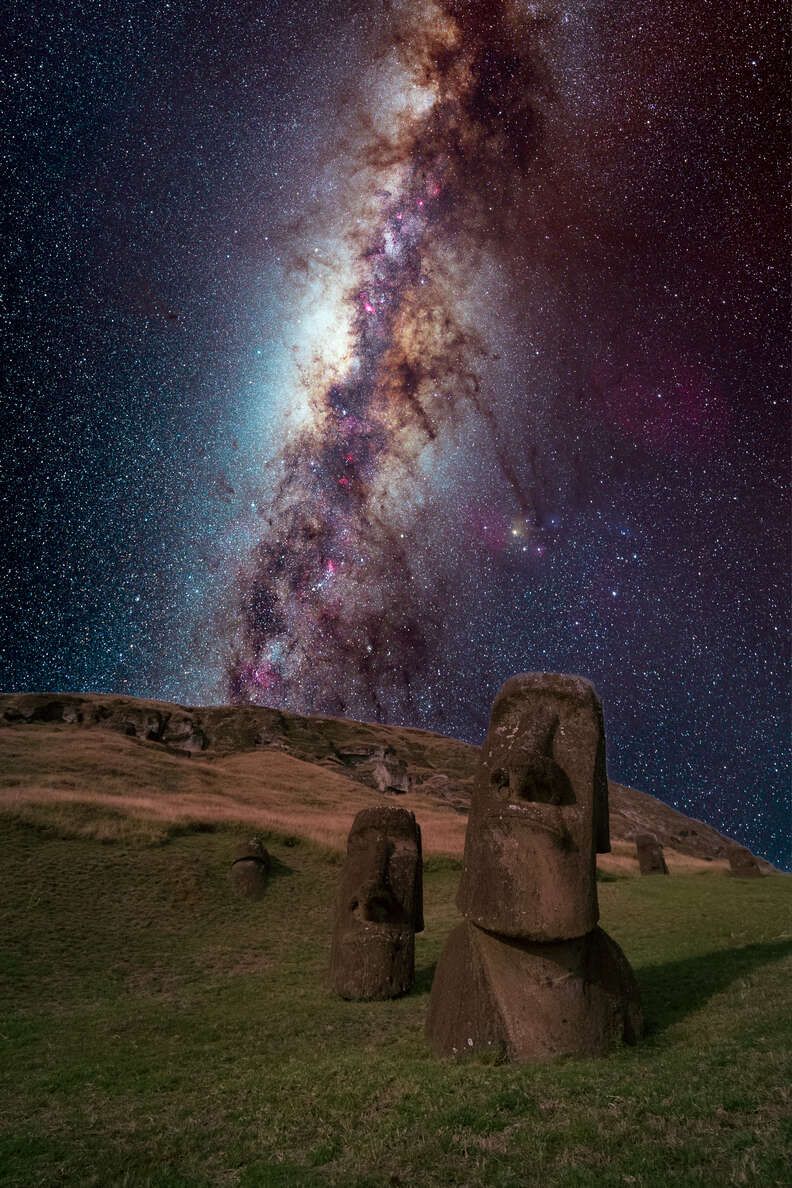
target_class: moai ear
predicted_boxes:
[593,712,611,855]
[414,820,424,934]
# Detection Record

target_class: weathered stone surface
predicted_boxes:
[160,714,207,752]
[336,745,410,793]
[230,839,271,898]
[330,806,423,999]
[728,844,763,878]
[457,673,609,941]
[425,921,642,1061]
[635,833,669,875]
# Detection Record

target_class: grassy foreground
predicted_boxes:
[1,806,790,1187]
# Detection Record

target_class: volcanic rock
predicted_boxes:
[427,673,643,1063]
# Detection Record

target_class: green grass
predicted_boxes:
[1,807,790,1187]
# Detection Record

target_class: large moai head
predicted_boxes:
[457,674,610,941]
[330,806,423,999]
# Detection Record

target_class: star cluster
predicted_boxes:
[1,0,789,869]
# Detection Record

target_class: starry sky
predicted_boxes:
[2,1,789,869]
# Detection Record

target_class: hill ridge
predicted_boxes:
[0,691,769,869]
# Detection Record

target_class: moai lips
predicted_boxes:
[330,806,423,999]
[457,673,610,942]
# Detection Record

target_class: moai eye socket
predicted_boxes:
[509,756,575,805]
[363,890,404,925]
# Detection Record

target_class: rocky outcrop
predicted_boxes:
[334,745,410,794]
[0,695,208,753]
[0,693,474,796]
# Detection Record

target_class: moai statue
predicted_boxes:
[635,834,669,875]
[330,806,424,999]
[728,844,763,878]
[230,838,271,898]
[426,674,643,1062]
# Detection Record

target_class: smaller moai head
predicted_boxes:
[728,844,763,878]
[230,838,271,898]
[635,834,669,876]
[457,673,610,941]
[330,806,423,999]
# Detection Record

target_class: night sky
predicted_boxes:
[3,1,789,869]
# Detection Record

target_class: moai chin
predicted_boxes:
[427,673,642,1063]
[635,834,669,875]
[457,673,610,942]
[330,806,424,1000]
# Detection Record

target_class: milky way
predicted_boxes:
[3,0,789,867]
[225,1,558,718]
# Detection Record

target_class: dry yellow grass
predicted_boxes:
[0,721,729,873]
[596,838,728,878]
[0,724,468,854]
[3,691,754,872]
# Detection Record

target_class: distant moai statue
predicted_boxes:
[635,833,669,875]
[728,844,763,878]
[230,838,271,898]
[330,806,424,999]
[426,674,643,1062]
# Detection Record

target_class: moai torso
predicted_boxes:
[330,806,423,999]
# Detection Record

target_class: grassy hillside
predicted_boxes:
[0,722,470,855]
[0,698,754,873]
[1,806,790,1187]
